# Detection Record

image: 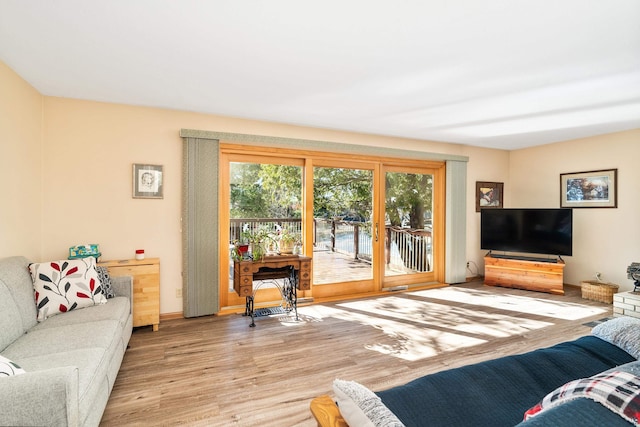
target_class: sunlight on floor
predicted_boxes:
[295,286,608,361]
[412,287,608,321]
[339,296,553,338]
[299,304,486,361]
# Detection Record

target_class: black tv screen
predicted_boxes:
[481,208,572,256]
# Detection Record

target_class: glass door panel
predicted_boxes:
[225,159,303,308]
[384,169,434,283]
[312,165,374,289]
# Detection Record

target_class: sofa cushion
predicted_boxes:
[32,296,130,331]
[516,398,634,426]
[0,257,38,339]
[0,355,25,376]
[16,348,111,425]
[29,258,106,321]
[2,319,122,360]
[0,281,24,352]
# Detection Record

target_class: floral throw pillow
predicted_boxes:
[0,355,25,377]
[29,258,107,321]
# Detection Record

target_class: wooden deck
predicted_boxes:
[312,248,413,284]
[312,249,372,284]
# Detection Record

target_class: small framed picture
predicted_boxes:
[560,169,617,208]
[476,181,504,212]
[133,164,163,199]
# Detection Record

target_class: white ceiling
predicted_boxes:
[1,0,639,150]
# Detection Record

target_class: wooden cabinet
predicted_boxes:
[484,255,565,295]
[99,258,160,331]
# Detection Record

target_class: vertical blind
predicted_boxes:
[182,137,219,317]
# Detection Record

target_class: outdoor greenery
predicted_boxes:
[229,162,432,228]
[230,162,434,270]
[385,172,432,228]
[230,163,302,219]
[313,167,372,221]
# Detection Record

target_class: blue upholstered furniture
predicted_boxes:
[377,336,635,427]
[311,317,640,427]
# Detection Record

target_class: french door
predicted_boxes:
[381,165,442,288]
[219,147,445,310]
[309,159,378,298]
[219,153,304,309]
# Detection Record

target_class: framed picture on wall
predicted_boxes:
[560,169,617,208]
[476,181,504,212]
[133,164,163,199]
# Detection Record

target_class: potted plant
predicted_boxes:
[278,228,301,254]
[241,224,277,261]
[231,240,250,262]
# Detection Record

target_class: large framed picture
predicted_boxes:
[476,181,504,212]
[560,169,617,208]
[133,164,163,199]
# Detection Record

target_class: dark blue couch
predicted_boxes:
[313,318,640,426]
[376,336,635,427]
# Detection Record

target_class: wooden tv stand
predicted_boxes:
[484,255,565,295]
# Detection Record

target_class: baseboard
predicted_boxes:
[160,311,184,321]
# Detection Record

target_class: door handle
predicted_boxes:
[375,222,379,242]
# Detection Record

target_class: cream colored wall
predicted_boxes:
[462,146,511,277]
[509,130,640,291]
[0,62,43,260]
[41,97,475,315]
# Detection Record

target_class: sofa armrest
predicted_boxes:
[111,275,134,311]
[0,366,79,427]
[310,394,349,427]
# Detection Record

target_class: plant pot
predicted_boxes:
[279,240,294,254]
[250,242,265,261]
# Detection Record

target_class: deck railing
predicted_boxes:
[386,226,432,272]
[229,218,302,243]
[229,218,431,272]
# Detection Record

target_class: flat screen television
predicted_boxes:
[481,208,572,257]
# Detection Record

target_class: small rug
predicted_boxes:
[583,316,615,328]
[253,307,287,318]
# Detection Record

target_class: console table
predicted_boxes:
[233,255,311,327]
[484,255,565,295]
[98,257,160,331]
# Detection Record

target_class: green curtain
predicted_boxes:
[182,137,219,317]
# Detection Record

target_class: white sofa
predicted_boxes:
[0,256,133,426]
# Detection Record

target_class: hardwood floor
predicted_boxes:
[100,281,614,426]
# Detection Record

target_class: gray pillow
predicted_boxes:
[601,360,640,376]
[592,316,640,359]
[96,266,115,298]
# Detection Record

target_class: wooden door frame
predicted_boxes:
[219,143,446,311]
[380,163,446,288]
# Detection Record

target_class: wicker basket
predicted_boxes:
[581,280,618,303]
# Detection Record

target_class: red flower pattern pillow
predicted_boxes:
[29,258,107,321]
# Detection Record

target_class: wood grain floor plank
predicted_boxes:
[101,282,613,426]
